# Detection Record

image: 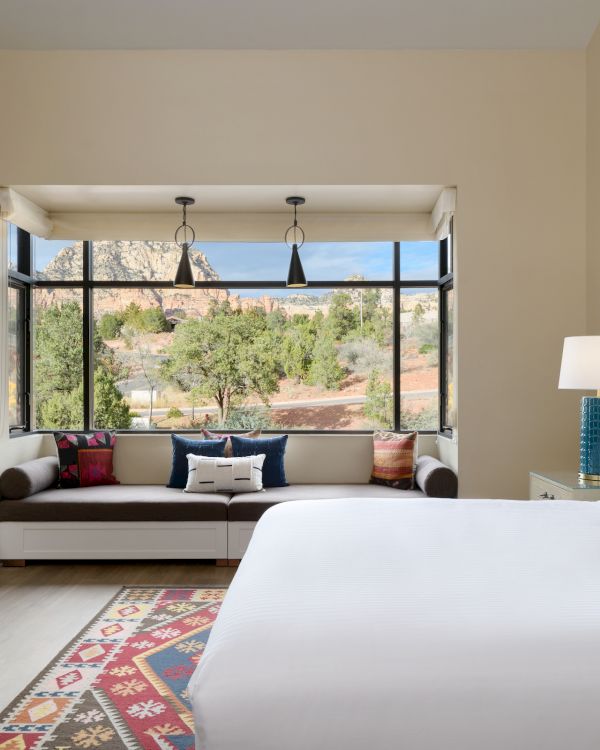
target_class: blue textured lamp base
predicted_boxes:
[579,397,600,481]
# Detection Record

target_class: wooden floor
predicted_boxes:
[0,561,236,712]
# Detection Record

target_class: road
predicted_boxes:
[135,390,436,418]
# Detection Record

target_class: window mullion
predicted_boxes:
[82,241,93,431]
[393,242,401,431]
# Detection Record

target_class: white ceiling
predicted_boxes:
[0,0,598,50]
[14,185,444,214]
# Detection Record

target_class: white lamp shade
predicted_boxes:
[558,336,600,390]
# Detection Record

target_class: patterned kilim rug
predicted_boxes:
[0,586,227,750]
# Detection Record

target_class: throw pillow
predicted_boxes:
[231,434,288,488]
[414,455,458,498]
[167,434,227,489]
[202,428,262,458]
[370,431,417,490]
[0,456,59,499]
[54,431,119,489]
[185,453,266,494]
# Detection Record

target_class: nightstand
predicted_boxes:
[529,470,600,501]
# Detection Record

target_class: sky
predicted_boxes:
[32,238,439,297]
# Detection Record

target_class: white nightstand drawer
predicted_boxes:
[530,476,561,500]
[529,471,600,501]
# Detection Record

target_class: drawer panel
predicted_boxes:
[529,477,563,500]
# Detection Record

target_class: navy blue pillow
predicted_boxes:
[231,434,288,488]
[167,434,227,489]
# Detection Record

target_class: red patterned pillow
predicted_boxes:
[54,431,119,489]
[370,431,417,490]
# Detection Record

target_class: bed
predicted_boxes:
[189,497,600,750]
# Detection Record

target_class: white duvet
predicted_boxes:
[190,498,600,750]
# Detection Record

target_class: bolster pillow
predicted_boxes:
[0,456,59,500]
[415,455,458,498]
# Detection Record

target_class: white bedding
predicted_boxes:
[190,498,600,749]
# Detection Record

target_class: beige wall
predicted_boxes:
[588,26,600,334]
[0,50,588,498]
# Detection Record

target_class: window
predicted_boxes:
[6,223,30,432]
[92,287,393,431]
[8,283,26,429]
[33,288,83,430]
[400,289,438,431]
[440,224,455,434]
[16,234,453,434]
[8,224,18,272]
[33,237,83,280]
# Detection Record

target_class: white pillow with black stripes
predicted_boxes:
[184,453,266,494]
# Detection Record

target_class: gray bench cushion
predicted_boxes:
[228,483,425,522]
[0,484,230,523]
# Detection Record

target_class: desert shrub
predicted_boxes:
[207,405,274,431]
[400,399,438,431]
[339,337,391,375]
[166,406,184,419]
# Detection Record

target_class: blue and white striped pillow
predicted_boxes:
[184,453,266,494]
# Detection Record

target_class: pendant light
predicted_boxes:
[285,196,307,288]
[173,196,196,288]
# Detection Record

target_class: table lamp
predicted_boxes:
[559,336,600,481]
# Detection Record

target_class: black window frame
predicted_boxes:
[439,219,455,437]
[13,233,454,435]
[7,228,32,433]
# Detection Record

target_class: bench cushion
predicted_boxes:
[0,484,230,523]
[228,483,425,522]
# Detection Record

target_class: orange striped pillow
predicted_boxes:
[370,431,417,489]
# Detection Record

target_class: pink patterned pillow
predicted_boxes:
[370,431,417,490]
[54,431,119,489]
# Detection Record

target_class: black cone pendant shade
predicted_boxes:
[287,243,307,287]
[174,242,194,288]
[173,196,197,288]
[285,196,307,288]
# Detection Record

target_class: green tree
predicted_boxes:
[281,321,316,382]
[34,302,84,427]
[97,312,124,340]
[412,302,425,325]
[364,370,393,428]
[93,369,133,429]
[308,327,344,389]
[117,304,169,334]
[121,302,144,329]
[35,301,133,429]
[328,291,359,341]
[161,307,280,424]
[139,307,169,333]
[362,288,381,321]
[38,386,84,430]
[266,308,288,334]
